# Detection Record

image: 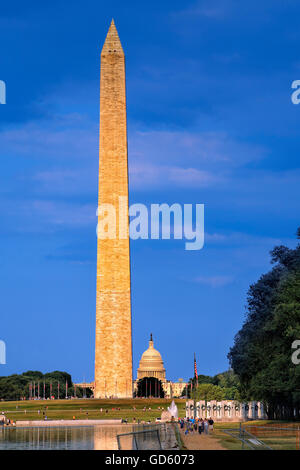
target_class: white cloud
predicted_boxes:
[205,232,284,246]
[10,200,96,231]
[33,168,98,195]
[129,129,266,167]
[0,115,97,160]
[194,275,234,287]
[129,163,218,189]
[128,128,266,190]
[30,200,95,227]
[172,0,231,20]
[168,167,217,185]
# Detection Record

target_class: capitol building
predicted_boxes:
[76,334,187,398]
[133,335,187,398]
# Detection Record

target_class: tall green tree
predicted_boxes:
[228,229,300,419]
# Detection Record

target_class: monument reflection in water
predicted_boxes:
[0,425,134,450]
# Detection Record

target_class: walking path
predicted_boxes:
[180,429,226,450]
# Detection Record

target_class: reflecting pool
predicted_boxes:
[0,425,135,450]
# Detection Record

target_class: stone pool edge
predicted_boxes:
[15,419,123,427]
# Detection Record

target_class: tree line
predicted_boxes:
[0,370,92,401]
[228,229,300,419]
[183,369,241,401]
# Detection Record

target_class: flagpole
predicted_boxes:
[193,352,198,418]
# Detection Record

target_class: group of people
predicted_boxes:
[0,414,15,427]
[179,417,214,435]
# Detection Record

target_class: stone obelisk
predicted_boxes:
[94,20,132,398]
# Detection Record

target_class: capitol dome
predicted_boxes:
[137,334,166,380]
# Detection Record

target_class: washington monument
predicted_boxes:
[94,20,133,398]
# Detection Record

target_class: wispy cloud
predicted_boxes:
[0,117,97,160]
[0,111,266,194]
[33,168,98,196]
[172,0,232,20]
[128,128,266,190]
[204,232,285,247]
[129,129,266,168]
[172,0,277,23]
[129,163,219,189]
[194,275,234,287]
[30,200,94,226]
[3,200,96,233]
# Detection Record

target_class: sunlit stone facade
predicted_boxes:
[94,20,132,398]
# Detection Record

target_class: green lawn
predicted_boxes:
[213,421,300,451]
[0,398,186,423]
[2,400,299,450]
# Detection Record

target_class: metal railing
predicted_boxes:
[245,424,300,450]
[117,424,167,450]
[222,424,273,450]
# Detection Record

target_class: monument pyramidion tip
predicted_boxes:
[101,19,124,56]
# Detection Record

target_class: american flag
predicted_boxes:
[194,353,198,382]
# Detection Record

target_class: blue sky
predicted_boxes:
[0,0,300,383]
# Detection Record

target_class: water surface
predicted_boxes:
[0,424,135,450]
